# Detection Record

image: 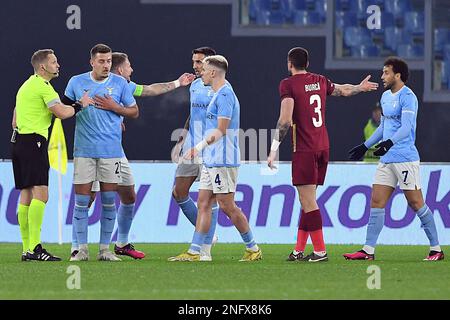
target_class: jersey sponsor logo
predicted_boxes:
[384,115,401,120]
[191,102,208,109]
[304,82,321,92]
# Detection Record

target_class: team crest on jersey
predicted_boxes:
[207,89,214,97]
[392,100,397,108]
[106,87,114,95]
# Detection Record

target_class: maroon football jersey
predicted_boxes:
[279,72,335,152]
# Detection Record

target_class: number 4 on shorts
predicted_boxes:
[215,174,221,185]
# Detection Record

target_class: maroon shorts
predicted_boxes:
[292,149,329,186]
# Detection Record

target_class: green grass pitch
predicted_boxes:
[0,243,448,299]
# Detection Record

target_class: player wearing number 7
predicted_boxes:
[344,57,444,261]
[267,47,378,262]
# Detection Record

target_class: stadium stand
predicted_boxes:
[241,0,450,95]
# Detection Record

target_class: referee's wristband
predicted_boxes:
[195,139,208,152]
[173,79,181,89]
[270,139,281,152]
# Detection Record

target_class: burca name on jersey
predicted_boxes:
[305,82,321,92]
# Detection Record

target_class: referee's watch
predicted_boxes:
[72,100,83,113]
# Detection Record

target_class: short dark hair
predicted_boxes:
[288,47,309,70]
[31,49,54,71]
[192,47,216,57]
[112,52,128,72]
[90,43,112,58]
[384,56,409,83]
[204,55,228,73]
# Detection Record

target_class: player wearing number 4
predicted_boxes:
[267,47,378,262]
[169,55,261,262]
[344,57,444,261]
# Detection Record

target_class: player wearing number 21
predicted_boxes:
[267,47,378,262]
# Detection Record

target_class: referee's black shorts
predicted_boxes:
[11,133,49,190]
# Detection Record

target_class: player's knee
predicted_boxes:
[197,201,210,213]
[408,199,424,212]
[120,191,136,204]
[370,198,386,208]
[217,200,234,214]
[298,196,316,212]
[172,186,188,201]
[32,187,48,203]
[370,194,388,208]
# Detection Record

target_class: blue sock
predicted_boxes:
[73,194,90,245]
[117,202,135,245]
[100,191,117,246]
[365,208,385,248]
[71,222,78,251]
[189,231,206,254]
[241,230,257,249]
[416,204,439,247]
[204,204,219,245]
[177,196,198,226]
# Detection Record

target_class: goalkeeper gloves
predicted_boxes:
[348,143,368,161]
[373,139,394,156]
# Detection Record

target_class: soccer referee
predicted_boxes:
[12,49,91,261]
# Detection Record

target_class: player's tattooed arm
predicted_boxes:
[275,97,295,142]
[332,75,378,96]
[141,73,196,96]
[274,121,291,143]
[267,98,293,169]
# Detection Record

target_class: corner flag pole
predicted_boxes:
[57,142,63,245]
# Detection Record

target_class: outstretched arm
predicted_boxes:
[332,75,379,97]
[141,73,195,97]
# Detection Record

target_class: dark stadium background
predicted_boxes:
[1,0,449,162]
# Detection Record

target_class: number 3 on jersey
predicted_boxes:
[310,94,323,128]
[215,174,221,185]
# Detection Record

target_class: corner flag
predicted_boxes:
[48,118,68,175]
[48,118,68,245]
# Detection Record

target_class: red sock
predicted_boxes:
[295,210,309,252]
[310,229,326,252]
[295,230,309,252]
[307,209,326,252]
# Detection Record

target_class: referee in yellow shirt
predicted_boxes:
[11,49,91,261]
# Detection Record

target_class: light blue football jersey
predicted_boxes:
[203,84,240,167]
[379,85,420,163]
[182,78,215,155]
[65,72,136,158]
